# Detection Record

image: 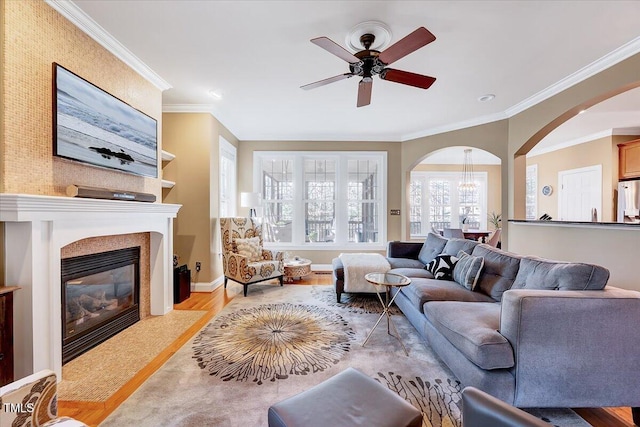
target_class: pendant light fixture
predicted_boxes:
[459,148,476,191]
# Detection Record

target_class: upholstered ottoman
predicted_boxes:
[267,367,423,427]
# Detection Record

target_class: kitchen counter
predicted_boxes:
[508,219,640,230]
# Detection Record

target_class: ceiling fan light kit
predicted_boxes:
[302,23,437,107]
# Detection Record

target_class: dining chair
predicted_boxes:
[443,228,465,239]
[487,228,502,247]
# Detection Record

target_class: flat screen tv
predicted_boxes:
[53,63,158,178]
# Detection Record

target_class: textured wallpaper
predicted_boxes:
[1,0,162,197]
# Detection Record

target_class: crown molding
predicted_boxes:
[528,127,640,157]
[505,36,640,118]
[46,0,172,91]
[400,111,509,142]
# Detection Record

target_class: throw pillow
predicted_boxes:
[452,250,484,291]
[235,237,262,262]
[425,254,459,280]
[417,232,448,265]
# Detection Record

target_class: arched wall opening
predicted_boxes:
[400,119,509,241]
[506,51,640,292]
[407,146,502,239]
[512,81,640,221]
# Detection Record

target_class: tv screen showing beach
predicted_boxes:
[53,63,158,178]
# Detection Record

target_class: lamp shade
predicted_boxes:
[240,192,262,208]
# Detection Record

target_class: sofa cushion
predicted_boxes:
[471,244,522,302]
[387,258,426,270]
[417,232,448,265]
[423,301,514,370]
[512,256,609,291]
[398,278,494,313]
[442,238,480,257]
[426,254,459,280]
[452,251,484,290]
[389,267,435,279]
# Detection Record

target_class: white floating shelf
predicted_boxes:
[161,179,175,189]
[161,150,176,161]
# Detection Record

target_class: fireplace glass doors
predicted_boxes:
[61,247,140,363]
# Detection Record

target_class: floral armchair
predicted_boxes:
[220,217,284,296]
[0,370,88,427]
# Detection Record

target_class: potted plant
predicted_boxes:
[461,216,470,231]
[488,212,502,230]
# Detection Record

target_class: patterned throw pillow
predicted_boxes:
[426,254,459,280]
[235,237,262,262]
[452,250,484,290]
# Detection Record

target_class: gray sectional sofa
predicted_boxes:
[332,233,640,421]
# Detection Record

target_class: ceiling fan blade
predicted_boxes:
[311,37,361,64]
[380,69,436,89]
[357,79,372,107]
[301,73,355,90]
[378,27,436,65]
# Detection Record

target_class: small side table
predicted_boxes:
[283,258,312,282]
[362,272,411,356]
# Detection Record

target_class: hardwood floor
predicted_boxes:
[59,273,635,426]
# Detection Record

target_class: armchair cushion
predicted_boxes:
[235,236,262,261]
[0,370,88,427]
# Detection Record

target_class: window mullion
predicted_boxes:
[292,157,304,245]
[335,155,347,245]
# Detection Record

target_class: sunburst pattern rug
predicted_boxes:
[100,284,589,427]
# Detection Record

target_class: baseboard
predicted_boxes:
[191,276,224,292]
[311,264,332,272]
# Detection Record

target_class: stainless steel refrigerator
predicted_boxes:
[617,179,640,223]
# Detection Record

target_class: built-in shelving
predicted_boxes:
[161,150,176,162]
[161,150,176,192]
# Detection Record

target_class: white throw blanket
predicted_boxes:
[339,253,391,293]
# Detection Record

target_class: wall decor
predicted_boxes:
[53,63,158,177]
[541,185,553,196]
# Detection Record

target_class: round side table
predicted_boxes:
[363,272,411,356]
[283,258,312,282]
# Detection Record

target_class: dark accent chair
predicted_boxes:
[462,387,550,427]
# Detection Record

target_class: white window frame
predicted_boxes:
[219,136,237,217]
[254,151,387,250]
[525,164,537,220]
[410,171,488,238]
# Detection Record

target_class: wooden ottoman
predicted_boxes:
[267,367,422,427]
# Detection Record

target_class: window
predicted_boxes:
[254,152,386,248]
[219,137,237,217]
[526,164,537,220]
[410,171,487,237]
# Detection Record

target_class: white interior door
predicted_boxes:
[558,165,602,221]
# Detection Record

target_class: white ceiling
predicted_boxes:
[67,1,640,143]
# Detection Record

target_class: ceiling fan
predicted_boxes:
[301,26,437,107]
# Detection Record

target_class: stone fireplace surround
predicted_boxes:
[0,194,181,379]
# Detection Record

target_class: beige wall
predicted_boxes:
[527,135,639,222]
[508,52,640,291]
[0,1,162,197]
[412,163,502,227]
[238,140,402,264]
[527,136,616,221]
[162,113,239,283]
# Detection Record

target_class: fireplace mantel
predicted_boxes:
[0,194,181,379]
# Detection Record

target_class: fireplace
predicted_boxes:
[61,247,140,364]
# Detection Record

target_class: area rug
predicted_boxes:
[100,284,589,427]
[59,309,207,402]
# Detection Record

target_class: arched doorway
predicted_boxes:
[408,146,502,239]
